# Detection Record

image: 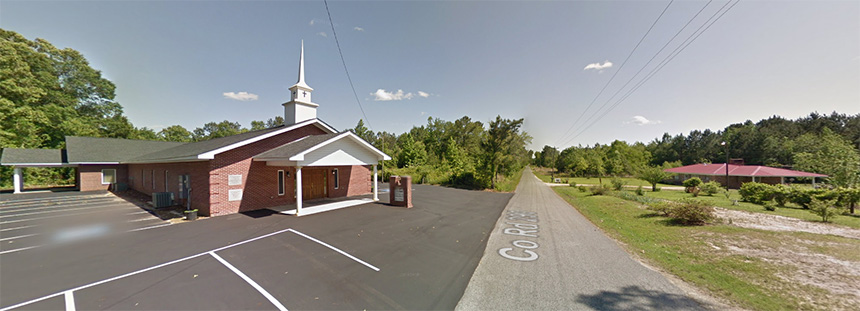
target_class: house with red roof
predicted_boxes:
[664,163,827,189]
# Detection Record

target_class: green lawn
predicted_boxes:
[552,186,860,311]
[494,167,525,192]
[631,188,860,229]
[531,167,675,188]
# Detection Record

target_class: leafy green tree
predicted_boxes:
[351,119,376,146]
[808,198,840,222]
[192,120,246,141]
[637,166,672,191]
[396,133,427,168]
[538,145,559,168]
[250,120,267,131]
[793,128,860,188]
[158,125,193,142]
[480,116,527,189]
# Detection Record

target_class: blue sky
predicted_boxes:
[2,0,858,149]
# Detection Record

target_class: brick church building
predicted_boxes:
[1,43,390,217]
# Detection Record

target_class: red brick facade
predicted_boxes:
[77,165,128,192]
[113,124,375,217]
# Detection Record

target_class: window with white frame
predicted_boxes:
[101,169,116,185]
[278,170,285,196]
[333,168,339,189]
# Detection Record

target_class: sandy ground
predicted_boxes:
[712,207,860,310]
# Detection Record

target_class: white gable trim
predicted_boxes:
[289,132,391,162]
[197,119,336,160]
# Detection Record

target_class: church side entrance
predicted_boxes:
[301,168,327,200]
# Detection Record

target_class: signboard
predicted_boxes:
[228,189,243,201]
[228,175,243,186]
[394,188,404,202]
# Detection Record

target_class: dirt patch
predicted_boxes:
[716,234,860,311]
[714,207,860,240]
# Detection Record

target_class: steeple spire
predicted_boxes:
[294,40,311,90]
[284,40,318,126]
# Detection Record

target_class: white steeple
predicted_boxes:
[283,40,319,126]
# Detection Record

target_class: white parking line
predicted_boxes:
[0,200,121,214]
[64,291,75,311]
[0,197,115,210]
[0,245,42,255]
[0,208,146,225]
[0,225,36,232]
[210,252,288,311]
[0,203,126,219]
[0,233,39,242]
[0,228,295,311]
[126,223,172,232]
[0,228,378,310]
[288,229,380,272]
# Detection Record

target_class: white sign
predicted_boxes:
[394,188,404,202]
[228,175,243,186]
[228,189,243,201]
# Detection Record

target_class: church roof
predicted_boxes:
[665,163,827,178]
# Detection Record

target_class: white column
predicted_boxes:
[373,164,379,201]
[812,177,816,188]
[13,167,22,194]
[296,166,303,216]
[780,176,785,185]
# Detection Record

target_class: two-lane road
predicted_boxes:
[457,167,704,310]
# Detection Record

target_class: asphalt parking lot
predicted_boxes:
[0,191,171,256]
[0,184,512,310]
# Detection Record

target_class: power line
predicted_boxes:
[555,0,675,147]
[561,0,741,145]
[559,0,714,143]
[323,0,373,133]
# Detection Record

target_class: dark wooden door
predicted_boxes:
[302,169,327,200]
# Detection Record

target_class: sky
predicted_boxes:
[2,0,858,150]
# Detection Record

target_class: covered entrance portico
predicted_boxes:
[1,148,77,193]
[253,132,390,216]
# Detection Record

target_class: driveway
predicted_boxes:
[0,184,512,310]
[457,167,704,310]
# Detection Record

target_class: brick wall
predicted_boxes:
[127,162,211,214]
[77,165,128,192]
[326,165,372,198]
[209,124,327,216]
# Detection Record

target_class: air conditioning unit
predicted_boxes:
[152,192,174,208]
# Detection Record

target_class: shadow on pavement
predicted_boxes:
[576,285,705,311]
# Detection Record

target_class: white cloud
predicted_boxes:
[317,32,328,37]
[583,60,613,71]
[417,91,430,98]
[372,89,415,101]
[354,26,364,32]
[628,115,661,126]
[222,91,259,101]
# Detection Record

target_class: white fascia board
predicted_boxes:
[1,163,75,167]
[121,156,206,164]
[69,162,121,165]
[197,119,336,160]
[289,132,391,162]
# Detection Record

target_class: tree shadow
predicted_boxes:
[576,285,705,311]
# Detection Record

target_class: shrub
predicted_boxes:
[739,182,774,205]
[447,172,486,190]
[700,181,723,196]
[610,177,625,191]
[590,184,610,196]
[647,201,675,216]
[771,184,790,207]
[763,202,777,211]
[635,185,645,196]
[808,198,841,222]
[654,186,662,192]
[669,199,715,225]
[682,177,702,190]
[578,185,588,192]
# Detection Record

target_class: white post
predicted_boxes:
[780,176,785,185]
[13,167,22,194]
[296,166,303,216]
[812,177,816,188]
[373,164,379,201]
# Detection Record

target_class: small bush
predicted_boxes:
[635,185,645,196]
[578,185,588,192]
[654,186,662,192]
[763,202,777,211]
[771,184,790,207]
[610,177,625,191]
[700,181,723,196]
[669,199,715,225]
[590,184,610,196]
[682,177,702,190]
[647,201,675,216]
[739,182,774,205]
[809,198,841,222]
[447,172,486,190]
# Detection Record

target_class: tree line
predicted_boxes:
[534,112,860,188]
[351,116,532,190]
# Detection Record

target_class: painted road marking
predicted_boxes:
[0,208,147,225]
[288,229,381,272]
[0,225,36,232]
[210,252,288,311]
[498,210,540,262]
[63,291,75,311]
[0,203,127,219]
[0,227,379,310]
[0,199,121,214]
[0,233,39,242]
[1,221,170,256]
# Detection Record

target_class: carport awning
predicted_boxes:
[0,148,73,167]
[253,132,390,167]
